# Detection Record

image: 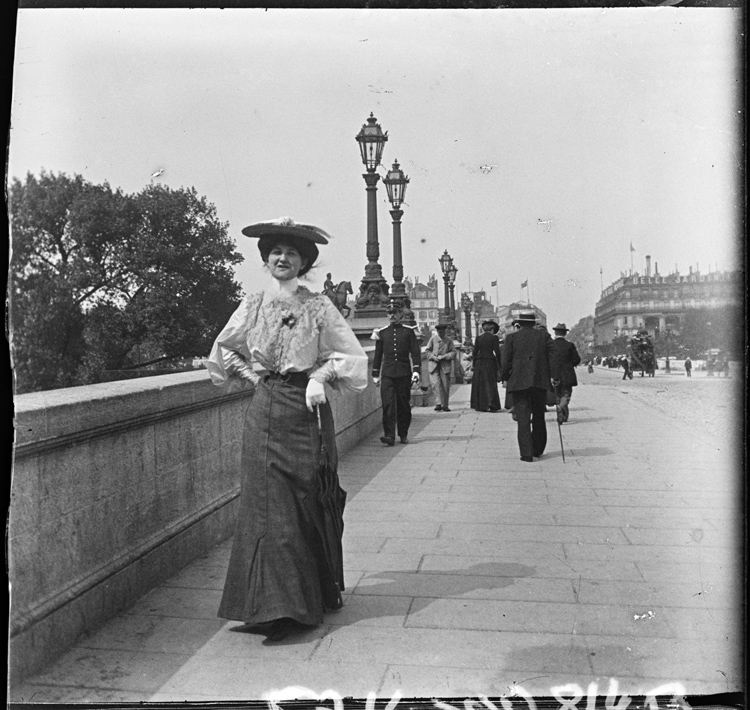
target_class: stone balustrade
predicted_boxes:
[10,359,382,683]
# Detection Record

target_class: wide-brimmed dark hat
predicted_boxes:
[511,312,536,325]
[435,323,449,331]
[553,322,569,333]
[243,217,330,276]
[482,319,500,334]
[241,216,332,244]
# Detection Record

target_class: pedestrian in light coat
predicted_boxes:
[426,323,457,412]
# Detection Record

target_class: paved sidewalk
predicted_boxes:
[12,371,742,702]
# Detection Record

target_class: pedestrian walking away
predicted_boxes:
[372,299,421,445]
[500,312,557,461]
[470,319,502,412]
[427,323,458,412]
[207,216,368,642]
[621,356,633,380]
[550,323,581,424]
[684,356,692,378]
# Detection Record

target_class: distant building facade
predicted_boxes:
[593,256,741,351]
[404,275,440,332]
[495,301,548,335]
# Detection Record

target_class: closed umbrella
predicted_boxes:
[313,405,347,610]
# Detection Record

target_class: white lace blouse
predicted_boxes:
[207,283,368,394]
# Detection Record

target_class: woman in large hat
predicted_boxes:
[207,217,368,641]
[470,319,502,412]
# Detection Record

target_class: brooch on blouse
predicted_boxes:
[280,309,297,328]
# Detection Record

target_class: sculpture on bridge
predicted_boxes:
[322,273,353,318]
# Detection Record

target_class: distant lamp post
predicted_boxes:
[439,251,453,322]
[613,326,619,357]
[383,160,410,304]
[461,292,474,347]
[447,263,458,338]
[354,113,389,316]
[665,327,672,372]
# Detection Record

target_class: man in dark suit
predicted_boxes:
[500,312,556,462]
[550,323,581,424]
[372,301,421,446]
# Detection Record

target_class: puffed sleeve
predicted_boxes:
[309,299,368,393]
[207,296,260,392]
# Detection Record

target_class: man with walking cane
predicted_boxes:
[500,312,557,462]
[550,323,581,424]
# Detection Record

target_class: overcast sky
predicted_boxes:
[9,7,742,327]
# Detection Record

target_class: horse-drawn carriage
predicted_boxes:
[628,331,656,377]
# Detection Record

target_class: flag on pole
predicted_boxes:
[490,280,497,287]
[521,280,528,288]
[630,242,635,252]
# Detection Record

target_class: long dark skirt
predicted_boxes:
[217,375,339,626]
[470,359,501,411]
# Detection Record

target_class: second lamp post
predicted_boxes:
[383,159,410,309]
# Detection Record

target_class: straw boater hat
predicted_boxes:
[482,319,500,334]
[553,323,569,333]
[242,216,332,277]
[511,312,536,325]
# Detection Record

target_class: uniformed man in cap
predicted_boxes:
[372,300,421,445]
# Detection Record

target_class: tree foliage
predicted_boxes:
[9,171,243,393]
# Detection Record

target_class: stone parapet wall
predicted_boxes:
[10,361,381,683]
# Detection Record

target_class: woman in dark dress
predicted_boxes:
[470,320,502,412]
[207,217,368,642]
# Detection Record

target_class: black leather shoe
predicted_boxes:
[442,407,451,412]
[520,456,533,462]
[263,618,306,643]
[434,405,442,411]
[399,436,408,444]
[380,436,395,446]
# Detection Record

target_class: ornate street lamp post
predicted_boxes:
[461,292,474,347]
[383,159,410,306]
[665,327,672,372]
[438,251,453,323]
[354,113,389,317]
[447,263,458,338]
[474,310,481,336]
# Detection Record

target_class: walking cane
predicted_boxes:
[557,418,566,463]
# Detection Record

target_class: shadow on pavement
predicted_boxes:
[562,446,615,457]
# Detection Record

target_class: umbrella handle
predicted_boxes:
[316,404,322,430]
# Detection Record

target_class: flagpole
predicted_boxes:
[600,267,603,292]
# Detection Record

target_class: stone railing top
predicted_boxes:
[13,370,224,447]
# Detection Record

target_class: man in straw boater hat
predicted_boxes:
[550,322,581,424]
[426,322,458,412]
[371,298,421,445]
[500,312,557,462]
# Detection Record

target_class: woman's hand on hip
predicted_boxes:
[306,378,327,412]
